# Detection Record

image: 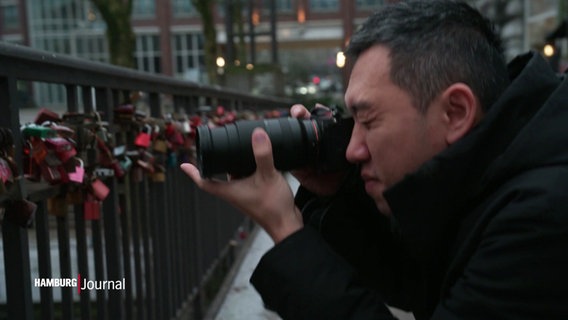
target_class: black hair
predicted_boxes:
[346,0,510,113]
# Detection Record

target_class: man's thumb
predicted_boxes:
[252,128,275,174]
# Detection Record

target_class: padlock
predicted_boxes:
[136,159,154,173]
[153,138,168,153]
[43,150,63,167]
[172,131,185,147]
[83,194,101,220]
[96,136,114,167]
[94,112,111,143]
[94,167,115,178]
[120,156,133,172]
[151,164,166,183]
[66,187,85,205]
[34,107,61,125]
[22,124,56,139]
[47,195,69,217]
[151,172,166,183]
[134,124,152,148]
[68,158,85,184]
[166,152,178,168]
[40,163,63,185]
[90,178,110,201]
[30,138,48,164]
[110,160,125,178]
[57,165,70,184]
[113,145,127,158]
[0,157,14,185]
[4,199,37,228]
[44,137,77,163]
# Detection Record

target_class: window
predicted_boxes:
[262,0,294,13]
[2,4,20,29]
[172,0,197,17]
[75,33,108,63]
[135,34,161,73]
[172,33,205,79]
[356,0,384,11]
[309,0,338,12]
[133,0,155,18]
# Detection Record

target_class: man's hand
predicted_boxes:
[290,104,348,196]
[181,128,303,243]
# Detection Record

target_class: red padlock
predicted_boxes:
[84,194,101,220]
[44,137,77,163]
[90,179,110,201]
[111,160,125,178]
[40,162,63,184]
[134,124,152,148]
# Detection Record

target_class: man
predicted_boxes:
[182,0,568,318]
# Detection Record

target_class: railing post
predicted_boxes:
[1,76,33,320]
[35,201,55,320]
[97,86,125,319]
[65,83,93,320]
[56,213,74,319]
[83,85,108,320]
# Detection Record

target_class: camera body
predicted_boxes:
[196,108,353,178]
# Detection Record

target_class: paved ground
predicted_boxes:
[214,229,282,320]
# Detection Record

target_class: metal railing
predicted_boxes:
[0,42,290,320]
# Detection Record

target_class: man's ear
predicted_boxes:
[441,83,481,145]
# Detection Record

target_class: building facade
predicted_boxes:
[471,0,565,68]
[0,0,385,107]
[3,0,565,108]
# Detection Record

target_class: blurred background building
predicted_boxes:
[471,0,568,71]
[1,0,567,109]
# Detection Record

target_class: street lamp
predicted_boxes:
[216,56,226,68]
[544,19,567,72]
[216,56,226,78]
[336,51,346,68]
[543,43,555,57]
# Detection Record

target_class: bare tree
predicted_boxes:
[192,0,219,84]
[90,0,136,68]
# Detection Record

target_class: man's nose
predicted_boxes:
[345,125,369,163]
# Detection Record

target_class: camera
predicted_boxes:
[195,108,354,178]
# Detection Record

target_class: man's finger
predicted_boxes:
[180,163,200,181]
[290,104,311,119]
[251,128,275,178]
[180,163,224,194]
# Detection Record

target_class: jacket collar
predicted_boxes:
[383,51,561,266]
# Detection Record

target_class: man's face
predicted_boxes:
[345,45,449,215]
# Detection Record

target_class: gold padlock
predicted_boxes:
[151,172,166,183]
[66,188,85,205]
[47,195,69,217]
[153,139,168,153]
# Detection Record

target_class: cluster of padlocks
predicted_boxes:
[0,103,282,228]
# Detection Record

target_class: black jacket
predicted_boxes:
[250,52,568,319]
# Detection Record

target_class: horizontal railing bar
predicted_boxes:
[0,43,290,106]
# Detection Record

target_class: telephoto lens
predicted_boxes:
[196,118,322,177]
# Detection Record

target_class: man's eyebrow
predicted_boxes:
[348,103,370,116]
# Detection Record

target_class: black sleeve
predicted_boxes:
[250,170,417,319]
[250,227,397,320]
[294,170,416,308]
